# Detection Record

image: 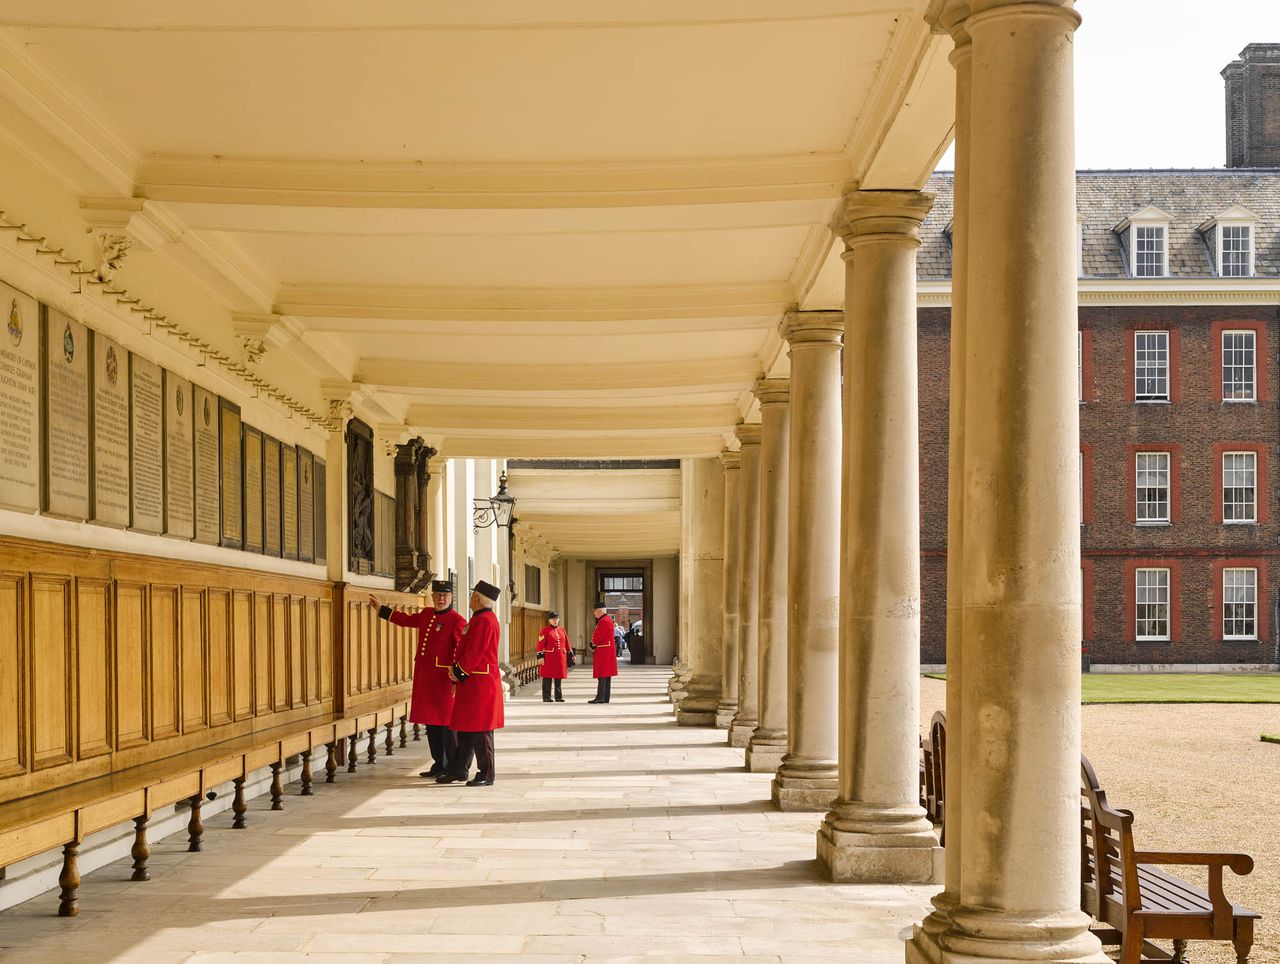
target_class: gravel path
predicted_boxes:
[920,678,1280,964]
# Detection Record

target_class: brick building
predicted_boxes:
[916,51,1280,667]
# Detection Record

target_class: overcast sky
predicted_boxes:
[937,0,1280,170]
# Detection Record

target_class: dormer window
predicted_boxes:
[1114,206,1172,279]
[1198,206,1257,278]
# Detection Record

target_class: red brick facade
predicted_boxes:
[918,305,1280,666]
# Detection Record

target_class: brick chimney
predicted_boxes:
[1223,43,1280,168]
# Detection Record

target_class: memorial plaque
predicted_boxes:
[192,385,220,545]
[281,443,298,560]
[0,281,41,512]
[243,425,264,553]
[91,332,130,527]
[313,456,327,564]
[219,400,242,548]
[129,355,164,534]
[298,448,315,563]
[41,307,90,519]
[263,434,281,557]
[163,370,194,539]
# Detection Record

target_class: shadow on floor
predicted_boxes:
[333,800,776,829]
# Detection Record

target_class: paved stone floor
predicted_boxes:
[0,666,935,963]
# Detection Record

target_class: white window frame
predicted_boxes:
[1077,330,1083,403]
[1135,568,1171,641]
[1131,224,1168,278]
[1221,329,1256,402]
[1222,567,1258,640]
[1134,330,1169,402]
[1218,223,1254,278]
[1135,451,1171,525]
[1222,450,1257,524]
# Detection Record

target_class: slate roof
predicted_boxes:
[918,170,1280,281]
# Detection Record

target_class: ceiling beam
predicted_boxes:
[404,403,737,432]
[363,356,759,392]
[438,434,727,459]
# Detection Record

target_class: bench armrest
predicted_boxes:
[1134,851,1253,940]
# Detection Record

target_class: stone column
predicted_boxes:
[746,379,790,772]
[727,422,762,748]
[677,457,726,725]
[670,460,695,703]
[773,312,843,810]
[427,460,446,574]
[716,450,742,728]
[942,2,1104,960]
[817,190,941,884]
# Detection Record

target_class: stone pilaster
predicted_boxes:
[772,312,843,811]
[716,450,742,728]
[817,190,941,885]
[746,379,790,772]
[727,422,762,748]
[677,457,726,726]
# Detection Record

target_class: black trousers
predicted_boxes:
[425,725,456,771]
[452,730,495,783]
[593,676,612,702]
[541,677,563,701]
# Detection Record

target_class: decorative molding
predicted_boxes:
[918,280,1280,308]
[230,312,277,368]
[321,380,356,432]
[404,402,739,433]
[79,196,184,251]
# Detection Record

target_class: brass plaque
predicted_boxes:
[262,434,281,557]
[91,332,129,527]
[218,400,242,549]
[281,443,298,561]
[41,307,90,519]
[298,448,315,563]
[129,355,164,534]
[192,385,219,545]
[313,456,327,565]
[163,370,194,539]
[0,281,41,512]
[243,425,263,553]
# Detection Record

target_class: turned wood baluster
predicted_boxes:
[412,723,421,741]
[384,721,395,756]
[270,762,285,810]
[187,794,204,852]
[232,777,248,829]
[300,750,314,796]
[399,715,408,748]
[57,842,80,917]
[325,742,338,783]
[347,733,359,772]
[130,816,150,881]
[366,728,378,764]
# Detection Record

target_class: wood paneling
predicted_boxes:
[252,592,270,715]
[31,575,73,770]
[288,596,304,707]
[232,589,252,720]
[181,588,207,732]
[271,595,287,712]
[304,599,319,704]
[207,588,233,727]
[0,572,27,777]
[114,582,148,750]
[76,578,112,759]
[150,585,180,740]
[318,599,333,701]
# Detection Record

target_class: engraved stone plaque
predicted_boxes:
[243,425,263,553]
[219,399,242,549]
[129,355,164,534]
[263,434,281,557]
[298,448,315,563]
[91,332,130,527]
[192,385,220,545]
[281,443,298,560]
[313,456,327,565]
[163,370,194,539]
[42,307,90,519]
[0,281,41,512]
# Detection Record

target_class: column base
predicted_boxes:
[904,891,956,964]
[726,716,755,748]
[938,907,1108,963]
[675,701,717,726]
[770,773,837,811]
[744,735,787,773]
[714,700,736,729]
[816,818,943,884]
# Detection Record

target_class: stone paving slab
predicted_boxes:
[0,666,930,962]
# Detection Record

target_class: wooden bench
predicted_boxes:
[919,711,946,842]
[0,700,410,917]
[1080,755,1259,963]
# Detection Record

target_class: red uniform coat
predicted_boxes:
[591,614,618,678]
[390,606,465,727]
[450,607,505,732]
[537,625,569,679]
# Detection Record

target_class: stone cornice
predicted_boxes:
[918,279,1280,307]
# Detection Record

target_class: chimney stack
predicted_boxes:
[1223,43,1280,168]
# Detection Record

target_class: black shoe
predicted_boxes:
[587,698,600,704]
[466,776,494,787]
[420,765,444,778]
[542,698,553,702]
[435,772,466,784]
[554,698,565,702]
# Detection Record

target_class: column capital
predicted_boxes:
[925,0,970,35]
[720,449,742,471]
[783,310,844,348]
[753,377,790,407]
[833,190,935,248]
[735,422,763,447]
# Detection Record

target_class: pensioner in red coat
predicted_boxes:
[389,606,465,727]
[537,625,569,679]
[450,607,505,732]
[591,614,618,679]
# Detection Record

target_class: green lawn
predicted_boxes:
[923,673,1280,704]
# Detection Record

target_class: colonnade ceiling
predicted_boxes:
[0,1,955,457]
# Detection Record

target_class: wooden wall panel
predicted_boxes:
[271,595,288,712]
[114,582,148,749]
[304,599,319,705]
[150,585,180,740]
[318,598,333,701]
[288,596,304,707]
[207,588,233,727]
[252,592,271,714]
[76,578,112,759]
[30,576,74,770]
[0,573,27,777]
[181,589,207,732]
[231,590,252,720]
